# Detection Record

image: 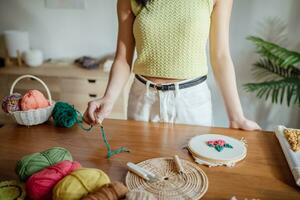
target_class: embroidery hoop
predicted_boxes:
[188,134,247,167]
[125,157,208,199]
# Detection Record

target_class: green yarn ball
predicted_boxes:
[52,101,92,131]
[52,102,81,128]
[15,147,73,182]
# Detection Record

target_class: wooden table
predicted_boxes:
[0,119,299,199]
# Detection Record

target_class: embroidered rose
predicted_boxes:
[206,139,233,152]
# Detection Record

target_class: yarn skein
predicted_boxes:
[26,160,81,200]
[52,101,129,159]
[81,182,128,200]
[53,168,111,200]
[16,147,73,181]
[0,180,26,200]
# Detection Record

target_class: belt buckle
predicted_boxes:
[154,84,162,91]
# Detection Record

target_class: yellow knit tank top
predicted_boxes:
[131,0,213,79]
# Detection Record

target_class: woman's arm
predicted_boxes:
[84,0,135,125]
[209,0,261,130]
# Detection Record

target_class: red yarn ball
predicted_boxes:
[26,160,81,200]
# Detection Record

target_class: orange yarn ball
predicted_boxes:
[21,90,49,111]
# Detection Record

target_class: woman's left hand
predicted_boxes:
[230,117,262,131]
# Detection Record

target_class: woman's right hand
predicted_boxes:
[83,97,114,125]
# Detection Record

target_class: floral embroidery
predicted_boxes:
[207,140,233,152]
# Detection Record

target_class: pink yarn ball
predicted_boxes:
[21,90,50,111]
[26,160,81,200]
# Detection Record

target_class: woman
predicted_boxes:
[84,0,261,131]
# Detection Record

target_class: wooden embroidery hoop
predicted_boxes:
[188,134,247,167]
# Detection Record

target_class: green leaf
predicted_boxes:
[244,78,300,106]
[215,145,224,152]
[247,36,300,68]
[224,143,233,148]
[251,59,300,82]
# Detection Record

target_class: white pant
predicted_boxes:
[127,76,213,126]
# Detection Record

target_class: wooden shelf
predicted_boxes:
[0,63,106,79]
[0,64,132,120]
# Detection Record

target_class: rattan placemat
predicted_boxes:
[125,157,208,200]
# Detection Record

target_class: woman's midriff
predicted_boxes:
[142,75,185,84]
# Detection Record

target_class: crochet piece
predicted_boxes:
[284,128,300,152]
[206,140,233,152]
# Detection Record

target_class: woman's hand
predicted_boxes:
[230,117,261,131]
[83,97,114,125]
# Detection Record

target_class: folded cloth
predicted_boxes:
[275,125,300,187]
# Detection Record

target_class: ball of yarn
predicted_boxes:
[0,180,26,200]
[81,182,128,200]
[1,93,22,113]
[20,90,49,111]
[52,102,80,128]
[16,147,73,181]
[53,168,110,200]
[26,160,81,200]
[126,191,157,200]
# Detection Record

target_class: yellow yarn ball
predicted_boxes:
[53,168,110,200]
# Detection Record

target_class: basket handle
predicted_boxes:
[10,74,52,104]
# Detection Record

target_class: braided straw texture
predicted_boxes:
[126,157,208,200]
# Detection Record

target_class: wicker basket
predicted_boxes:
[9,74,55,126]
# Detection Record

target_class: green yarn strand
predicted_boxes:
[100,126,129,158]
[52,102,129,158]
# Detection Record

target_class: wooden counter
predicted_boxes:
[0,119,299,199]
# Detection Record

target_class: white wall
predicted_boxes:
[209,0,300,129]
[0,0,299,129]
[0,0,118,58]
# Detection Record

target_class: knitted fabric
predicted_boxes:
[131,0,213,79]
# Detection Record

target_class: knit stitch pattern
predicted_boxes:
[131,0,213,79]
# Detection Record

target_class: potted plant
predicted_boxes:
[244,36,300,107]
